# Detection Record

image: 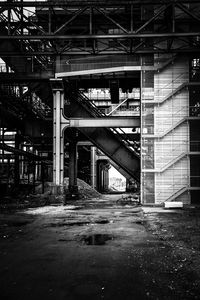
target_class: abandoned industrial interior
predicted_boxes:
[1,0,200,299]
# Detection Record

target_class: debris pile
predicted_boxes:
[63,177,101,199]
[116,194,140,206]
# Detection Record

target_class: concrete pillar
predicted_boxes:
[53,89,64,190]
[68,139,78,194]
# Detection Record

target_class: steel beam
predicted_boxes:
[1,48,200,56]
[56,66,145,78]
[0,1,199,7]
[0,33,200,39]
[0,142,43,160]
[0,72,53,81]
[63,117,140,128]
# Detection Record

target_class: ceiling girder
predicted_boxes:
[0,2,200,56]
[0,1,200,7]
[0,33,200,39]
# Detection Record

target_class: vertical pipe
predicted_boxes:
[89,7,93,35]
[53,88,64,188]
[130,4,133,33]
[60,92,64,185]
[53,90,56,183]
[55,90,61,185]
[21,0,24,34]
[140,56,143,204]
[7,157,10,193]
[33,161,36,193]
[35,150,38,180]
[8,7,11,35]
[41,162,45,194]
[90,146,96,188]
[2,128,5,165]
[48,8,52,34]
[172,4,175,33]
[14,133,20,186]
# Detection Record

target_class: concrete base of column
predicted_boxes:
[51,184,64,195]
[46,183,65,204]
[65,184,80,202]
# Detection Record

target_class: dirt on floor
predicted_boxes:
[0,194,200,300]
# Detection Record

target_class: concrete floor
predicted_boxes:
[0,194,200,300]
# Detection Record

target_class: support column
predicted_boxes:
[53,88,64,193]
[90,146,97,189]
[14,132,20,187]
[68,139,78,195]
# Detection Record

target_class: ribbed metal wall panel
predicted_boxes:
[141,56,190,204]
[154,58,189,204]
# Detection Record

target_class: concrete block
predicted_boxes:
[164,202,183,209]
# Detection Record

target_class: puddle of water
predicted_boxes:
[135,220,146,225]
[82,234,113,245]
[58,238,73,242]
[94,219,109,224]
[1,220,31,227]
[49,221,89,227]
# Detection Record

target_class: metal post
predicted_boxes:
[90,146,97,189]
[140,57,143,204]
[41,161,45,194]
[14,133,20,187]
[55,90,61,185]
[21,0,24,34]
[48,7,52,34]
[89,7,93,35]
[130,4,133,33]
[68,139,78,194]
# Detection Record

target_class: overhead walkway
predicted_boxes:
[64,86,140,182]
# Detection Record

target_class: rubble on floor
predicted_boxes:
[63,177,101,199]
[0,179,101,211]
[116,194,140,206]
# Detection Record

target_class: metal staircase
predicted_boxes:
[0,84,51,120]
[65,87,140,182]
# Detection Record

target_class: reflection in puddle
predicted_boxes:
[82,234,113,245]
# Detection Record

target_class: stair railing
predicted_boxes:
[69,88,140,156]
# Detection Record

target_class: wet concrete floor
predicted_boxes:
[0,194,200,299]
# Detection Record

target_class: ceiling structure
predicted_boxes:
[0,0,200,170]
[0,1,200,59]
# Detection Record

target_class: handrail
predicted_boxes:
[155,54,177,72]
[158,152,186,173]
[142,72,188,104]
[70,88,140,156]
[155,72,187,95]
[106,98,129,116]
[144,105,200,138]
[144,117,186,138]
[80,91,140,154]
[154,106,188,135]
[165,186,188,202]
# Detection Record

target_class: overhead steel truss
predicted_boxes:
[0,1,200,58]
